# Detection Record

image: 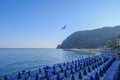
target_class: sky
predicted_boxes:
[0,0,120,48]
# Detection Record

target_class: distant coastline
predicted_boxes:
[65,48,104,53]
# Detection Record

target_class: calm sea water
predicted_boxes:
[0,48,95,75]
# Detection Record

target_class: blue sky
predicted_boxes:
[0,0,120,48]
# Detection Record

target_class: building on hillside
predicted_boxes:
[116,35,120,46]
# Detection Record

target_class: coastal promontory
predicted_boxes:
[57,26,120,49]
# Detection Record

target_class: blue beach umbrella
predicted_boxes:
[75,67,78,72]
[90,75,94,80]
[71,68,75,74]
[71,75,75,80]
[22,70,26,74]
[64,71,67,77]
[78,72,82,79]
[35,73,39,80]
[92,65,95,70]
[57,74,60,80]
[94,63,97,68]
[88,67,91,73]
[58,64,61,67]
[83,69,87,75]
[103,66,106,73]
[61,68,64,72]
[25,78,27,80]
[95,72,100,80]
[39,68,41,73]
[17,72,21,79]
[4,75,8,80]
[63,63,66,66]
[28,70,31,76]
[99,69,103,77]
[53,64,56,69]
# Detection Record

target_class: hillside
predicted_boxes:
[57,26,120,49]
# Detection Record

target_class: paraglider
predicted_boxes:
[61,25,67,30]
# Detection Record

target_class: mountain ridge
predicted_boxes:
[57,25,120,49]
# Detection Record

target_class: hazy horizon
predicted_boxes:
[1,0,120,48]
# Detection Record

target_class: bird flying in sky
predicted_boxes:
[61,25,67,30]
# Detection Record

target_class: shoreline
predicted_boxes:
[65,48,104,53]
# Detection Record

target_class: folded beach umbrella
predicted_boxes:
[57,74,60,80]
[92,65,95,70]
[35,73,39,80]
[88,66,91,73]
[78,72,82,79]
[99,68,103,77]
[83,69,87,75]
[90,75,94,80]
[94,72,100,80]
[17,72,21,79]
[28,70,31,76]
[71,75,75,80]
[4,75,8,80]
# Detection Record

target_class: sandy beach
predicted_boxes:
[66,48,104,53]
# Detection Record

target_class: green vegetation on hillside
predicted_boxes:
[57,26,120,49]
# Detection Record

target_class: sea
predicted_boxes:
[0,48,96,76]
